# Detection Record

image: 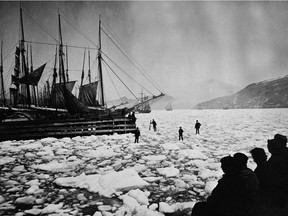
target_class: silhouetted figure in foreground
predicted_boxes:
[195,120,201,134]
[134,127,140,143]
[250,147,268,204]
[151,119,157,132]
[192,156,236,216]
[192,153,260,216]
[266,134,288,209]
[231,152,260,215]
[178,127,184,141]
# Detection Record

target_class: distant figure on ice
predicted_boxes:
[195,120,201,134]
[131,112,136,124]
[134,127,140,143]
[178,127,184,140]
[151,119,157,132]
[121,108,126,117]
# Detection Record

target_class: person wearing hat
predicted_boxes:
[195,120,201,135]
[192,156,236,216]
[229,152,260,215]
[266,134,288,209]
[134,127,140,143]
[178,127,184,141]
[274,133,287,144]
[268,134,287,154]
[250,147,268,205]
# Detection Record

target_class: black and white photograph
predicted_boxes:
[0,1,288,216]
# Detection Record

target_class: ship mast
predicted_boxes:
[98,15,105,106]
[58,10,66,85]
[26,43,29,71]
[52,46,57,89]
[66,44,69,82]
[20,7,31,107]
[80,49,86,87]
[51,46,57,109]
[140,91,144,110]
[30,43,37,106]
[30,43,33,72]
[88,49,91,84]
[0,41,6,106]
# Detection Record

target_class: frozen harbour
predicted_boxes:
[0,109,287,216]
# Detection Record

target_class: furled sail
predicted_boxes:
[14,47,20,79]
[78,81,100,107]
[50,81,76,108]
[11,46,30,106]
[62,86,89,113]
[9,47,21,106]
[18,63,46,86]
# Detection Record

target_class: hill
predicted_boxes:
[194,75,288,109]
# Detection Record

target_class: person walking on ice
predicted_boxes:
[178,127,184,141]
[151,119,157,132]
[195,120,201,135]
[134,127,140,143]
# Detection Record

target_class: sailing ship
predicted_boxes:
[136,100,151,113]
[0,8,164,141]
[166,102,173,111]
[135,92,151,113]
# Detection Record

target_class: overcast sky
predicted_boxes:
[1,1,288,109]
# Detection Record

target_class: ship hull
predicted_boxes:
[136,109,151,114]
[0,117,136,141]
